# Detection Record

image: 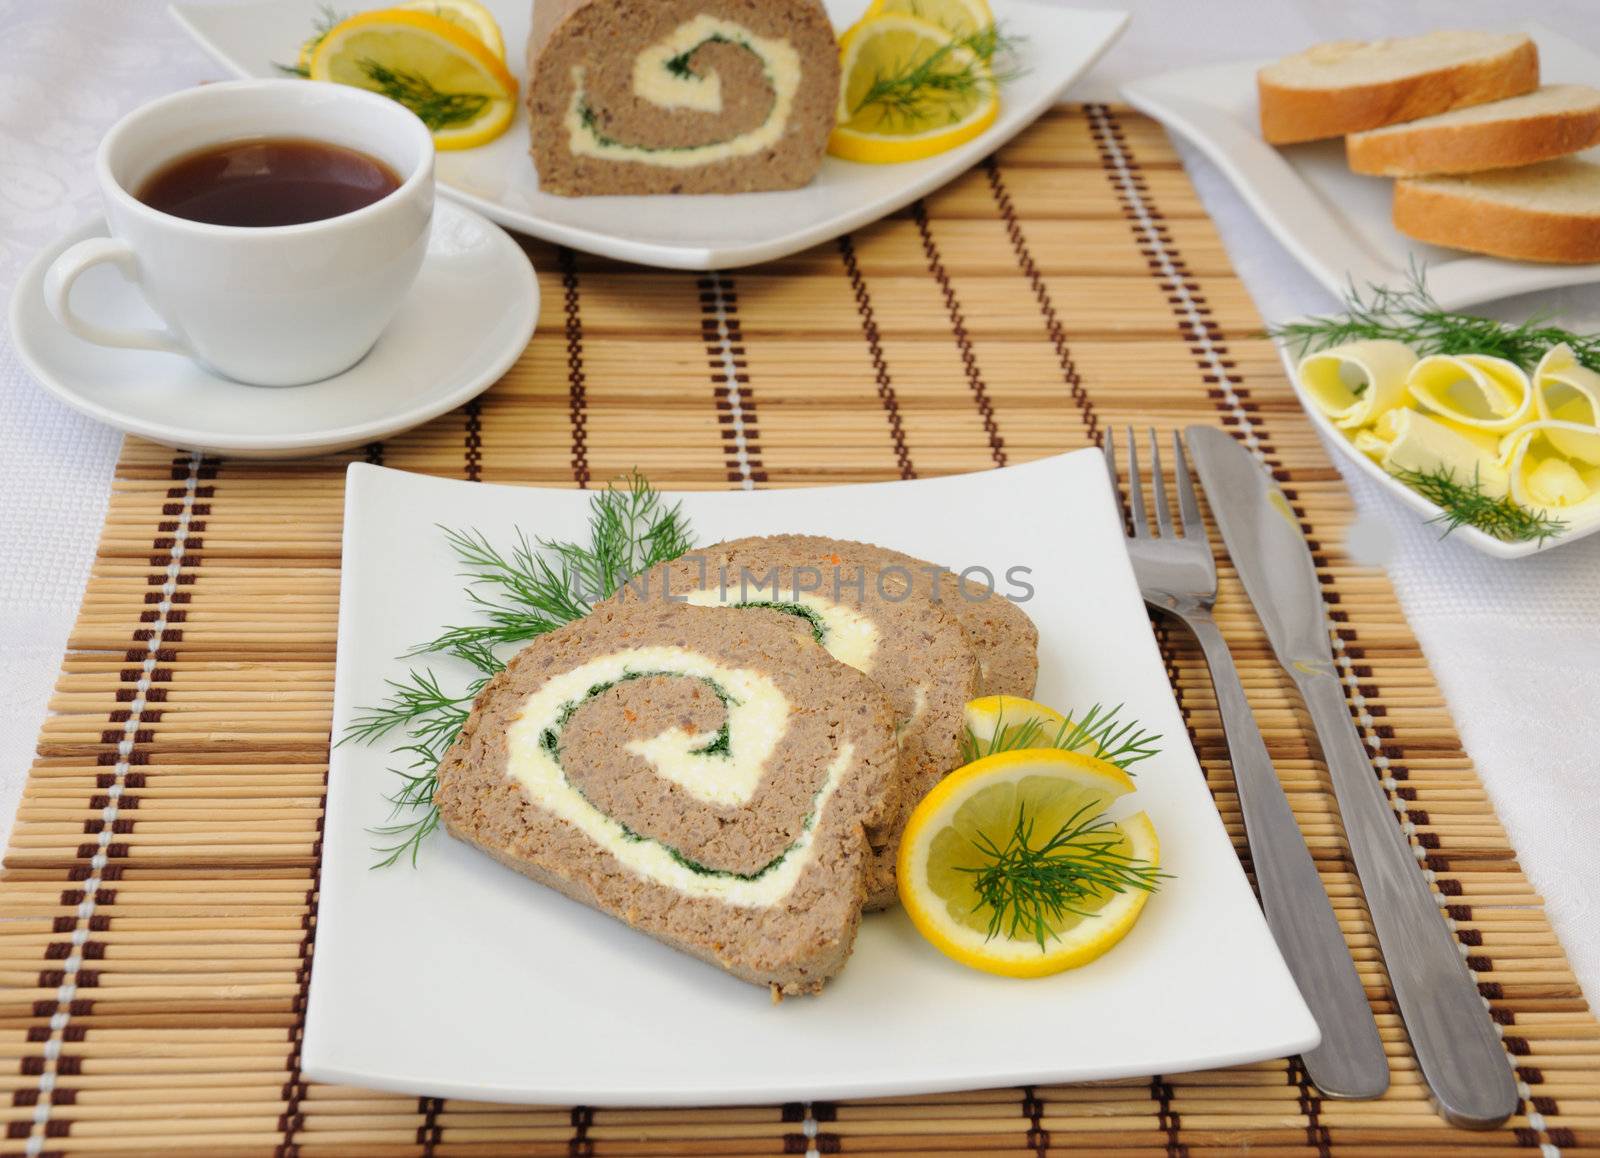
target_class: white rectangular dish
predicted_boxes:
[170,0,1129,270]
[1122,23,1600,311]
[305,453,1317,1105]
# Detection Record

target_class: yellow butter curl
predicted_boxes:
[1406,353,1534,433]
[1297,340,1417,430]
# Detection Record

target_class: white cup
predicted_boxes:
[44,79,435,386]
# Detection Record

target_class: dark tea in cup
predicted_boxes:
[135,137,402,228]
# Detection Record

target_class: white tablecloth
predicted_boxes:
[3,0,1598,1005]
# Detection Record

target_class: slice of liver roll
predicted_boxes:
[617,538,990,909]
[435,601,898,996]
[526,0,839,195]
[713,534,1039,698]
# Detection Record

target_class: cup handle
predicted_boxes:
[43,237,188,355]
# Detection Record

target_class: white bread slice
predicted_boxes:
[1393,159,1600,263]
[1349,85,1600,176]
[1258,30,1538,145]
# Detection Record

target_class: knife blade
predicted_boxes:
[1185,425,1517,1130]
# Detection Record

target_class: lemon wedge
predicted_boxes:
[396,0,506,59]
[310,9,518,150]
[898,748,1161,977]
[828,14,1000,164]
[865,0,993,38]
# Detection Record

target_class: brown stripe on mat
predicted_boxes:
[1021,1085,1047,1156]
[568,1104,593,1156]
[559,247,590,488]
[1084,103,1272,460]
[463,398,484,481]
[837,234,915,479]
[1288,1058,1332,1158]
[911,200,1005,468]
[699,270,766,487]
[984,156,1099,449]
[417,1095,443,1156]
[1150,1074,1183,1157]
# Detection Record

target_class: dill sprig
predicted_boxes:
[357,60,490,130]
[960,802,1166,952]
[541,472,697,609]
[344,474,695,866]
[344,667,481,751]
[1272,266,1600,373]
[412,474,693,657]
[343,665,495,867]
[1393,465,1566,544]
[960,702,1161,770]
[273,5,346,77]
[417,527,592,655]
[849,24,1022,128]
[371,765,446,868]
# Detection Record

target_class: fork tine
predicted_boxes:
[1174,430,1204,538]
[1149,428,1173,537]
[1104,428,1119,509]
[1124,427,1148,535]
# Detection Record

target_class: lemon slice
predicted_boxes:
[898,748,1161,977]
[864,0,993,38]
[829,14,1000,164]
[396,0,506,59]
[964,694,1074,753]
[310,9,519,151]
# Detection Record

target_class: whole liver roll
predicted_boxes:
[526,0,839,195]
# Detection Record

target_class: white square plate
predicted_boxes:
[308,453,1317,1105]
[170,0,1128,270]
[1122,23,1600,311]
[1275,337,1600,559]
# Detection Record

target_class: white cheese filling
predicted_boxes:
[564,15,802,169]
[503,645,852,906]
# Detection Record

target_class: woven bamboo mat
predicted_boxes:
[6,103,1598,1156]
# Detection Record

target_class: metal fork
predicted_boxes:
[1108,427,1388,1101]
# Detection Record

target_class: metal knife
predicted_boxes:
[1185,425,1517,1130]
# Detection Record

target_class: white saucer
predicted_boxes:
[8,199,537,457]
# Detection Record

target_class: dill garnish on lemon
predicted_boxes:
[286,2,517,149]
[899,746,1165,976]
[901,694,1167,978]
[828,0,1020,164]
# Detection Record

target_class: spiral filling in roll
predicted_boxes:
[434,601,899,995]
[528,0,839,195]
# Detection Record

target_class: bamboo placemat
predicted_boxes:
[6,104,1598,1157]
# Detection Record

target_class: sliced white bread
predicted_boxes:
[1258,30,1538,145]
[1393,159,1600,263]
[1349,85,1600,176]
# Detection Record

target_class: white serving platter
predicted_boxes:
[1122,23,1600,311]
[1275,336,1600,559]
[307,452,1317,1105]
[170,0,1129,270]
